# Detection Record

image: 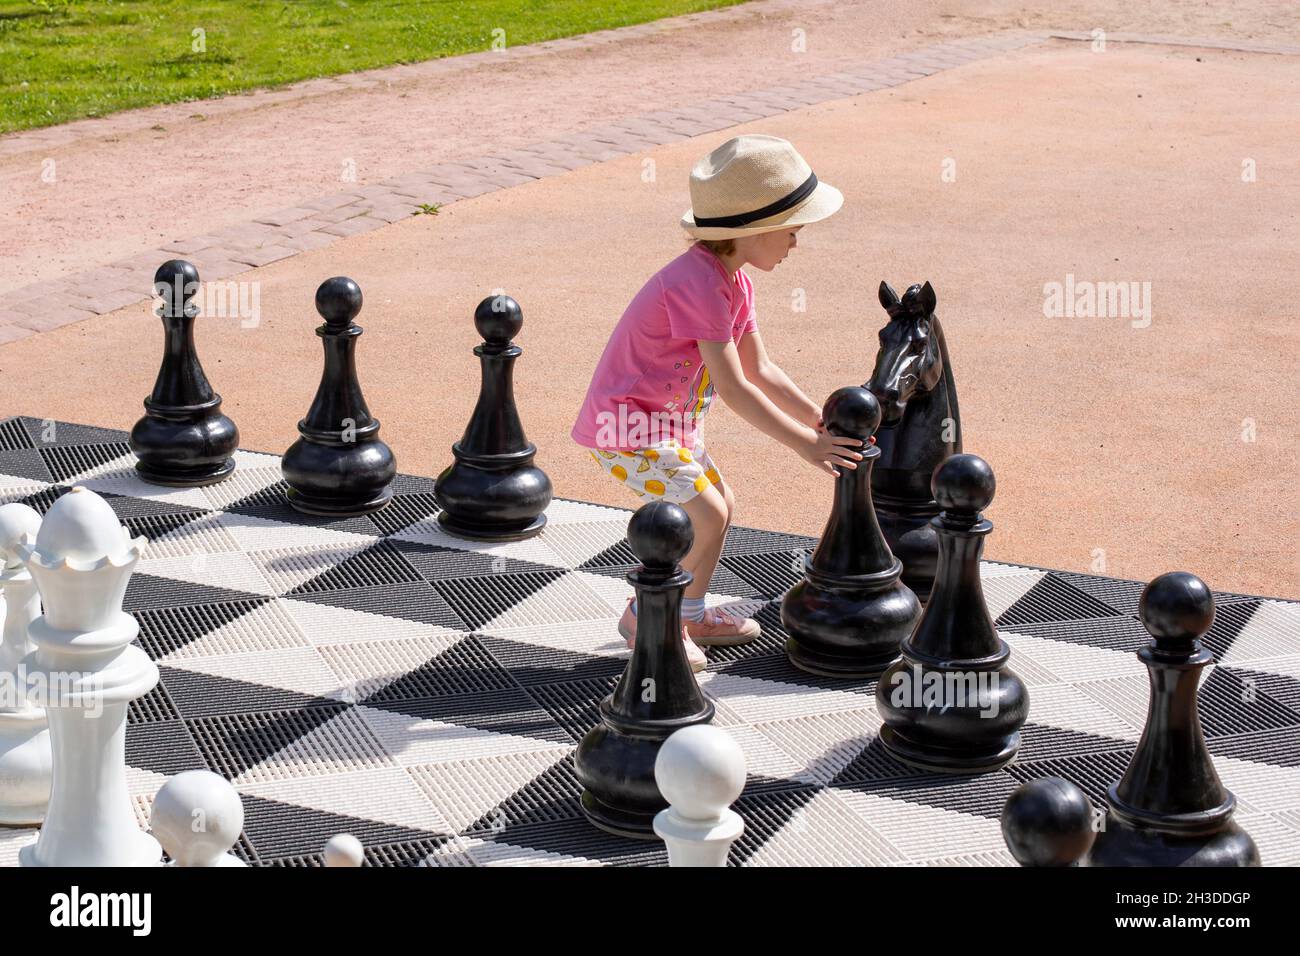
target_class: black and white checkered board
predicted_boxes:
[0,415,1297,867]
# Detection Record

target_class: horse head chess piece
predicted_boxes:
[864,280,961,602]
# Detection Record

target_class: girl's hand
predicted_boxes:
[815,417,875,445]
[800,429,865,476]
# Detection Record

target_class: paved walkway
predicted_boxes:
[0,28,1029,341]
[3,22,1296,345]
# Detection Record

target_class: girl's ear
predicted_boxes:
[879,281,900,310]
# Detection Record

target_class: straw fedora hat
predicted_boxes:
[681,135,843,239]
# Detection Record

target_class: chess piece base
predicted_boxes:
[579,789,660,840]
[575,696,715,842]
[285,485,393,518]
[1087,816,1260,867]
[781,572,919,679]
[434,457,552,542]
[129,392,239,488]
[785,637,899,678]
[879,724,1021,774]
[133,457,236,488]
[436,510,547,542]
[21,829,161,867]
[0,710,51,825]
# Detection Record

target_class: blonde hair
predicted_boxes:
[692,237,735,257]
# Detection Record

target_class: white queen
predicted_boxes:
[16,487,160,867]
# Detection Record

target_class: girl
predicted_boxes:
[571,134,863,671]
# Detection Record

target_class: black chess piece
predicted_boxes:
[574,501,714,838]
[865,281,961,603]
[1001,573,1260,867]
[1001,777,1098,866]
[875,453,1028,772]
[129,260,239,486]
[781,386,921,678]
[281,277,396,516]
[434,294,552,540]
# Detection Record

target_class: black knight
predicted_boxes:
[865,280,961,602]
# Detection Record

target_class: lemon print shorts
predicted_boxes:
[587,440,722,504]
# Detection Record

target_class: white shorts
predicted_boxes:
[586,439,723,504]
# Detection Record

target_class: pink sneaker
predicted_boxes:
[685,605,762,647]
[617,600,708,673]
[680,627,708,673]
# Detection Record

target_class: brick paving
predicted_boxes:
[2,27,1296,343]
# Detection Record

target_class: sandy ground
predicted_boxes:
[1,39,1296,598]
[1,0,1298,293]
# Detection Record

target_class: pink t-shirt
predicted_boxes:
[571,242,757,452]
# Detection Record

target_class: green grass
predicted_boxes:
[0,0,748,134]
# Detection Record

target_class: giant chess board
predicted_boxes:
[0,416,1297,866]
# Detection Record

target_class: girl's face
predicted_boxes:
[736,226,802,271]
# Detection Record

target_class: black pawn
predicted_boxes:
[434,294,552,540]
[129,260,239,486]
[782,387,921,678]
[281,277,396,516]
[574,501,714,838]
[1086,572,1260,866]
[876,453,1028,772]
[1001,777,1097,866]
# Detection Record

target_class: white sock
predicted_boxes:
[682,597,706,622]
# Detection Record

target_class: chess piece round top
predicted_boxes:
[151,770,245,867]
[627,500,694,569]
[655,725,746,821]
[1001,777,1095,867]
[324,833,365,867]
[474,294,523,346]
[0,502,41,569]
[822,386,880,440]
[315,276,364,330]
[154,259,200,301]
[30,488,133,564]
[932,453,996,514]
[1139,571,1214,650]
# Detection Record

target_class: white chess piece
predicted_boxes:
[0,503,52,824]
[653,725,746,867]
[322,832,364,868]
[17,487,161,867]
[152,770,247,867]
[324,833,364,867]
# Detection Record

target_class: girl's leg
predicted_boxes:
[678,481,729,600]
[681,474,760,645]
[716,476,736,534]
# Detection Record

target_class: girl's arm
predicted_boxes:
[736,332,822,429]
[698,340,862,476]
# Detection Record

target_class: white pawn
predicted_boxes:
[0,503,52,824]
[653,725,746,867]
[152,770,247,867]
[324,833,364,867]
